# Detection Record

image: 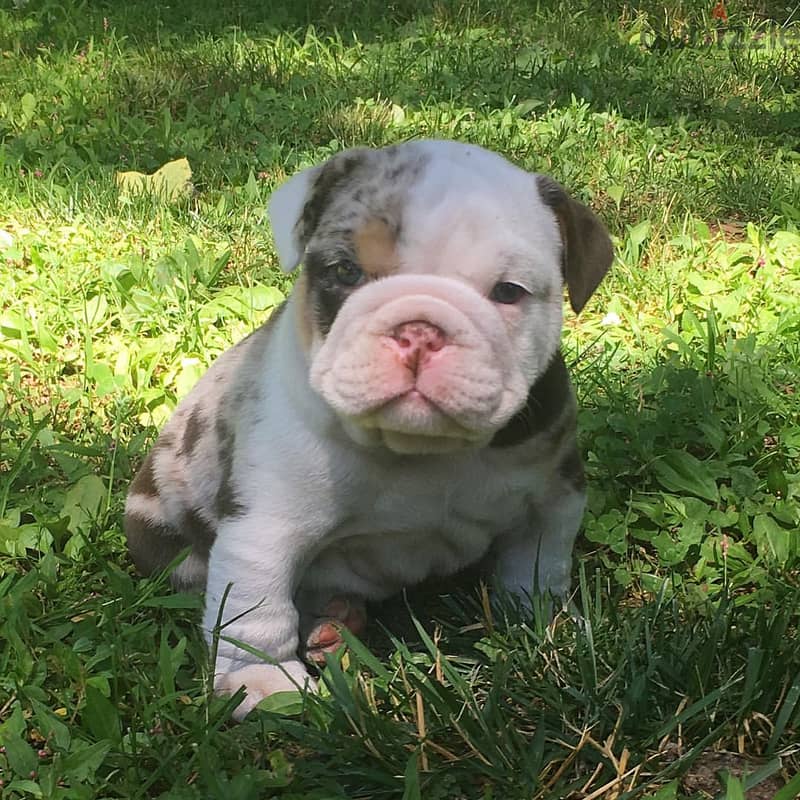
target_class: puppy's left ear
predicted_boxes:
[537,176,614,314]
[268,165,321,272]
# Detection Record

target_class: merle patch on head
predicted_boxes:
[298,150,371,250]
[304,249,360,336]
[297,145,428,337]
[490,351,572,447]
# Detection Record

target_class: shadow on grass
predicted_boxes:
[3,0,798,175]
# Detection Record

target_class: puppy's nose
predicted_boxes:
[390,321,446,372]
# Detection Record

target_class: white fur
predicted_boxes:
[268,165,319,270]
[302,144,565,455]
[216,662,315,721]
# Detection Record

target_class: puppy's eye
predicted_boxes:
[490,281,528,304]
[333,262,364,287]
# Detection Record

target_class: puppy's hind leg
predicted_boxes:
[124,451,213,591]
[298,595,368,664]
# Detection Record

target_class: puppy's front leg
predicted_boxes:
[494,476,586,606]
[204,514,314,721]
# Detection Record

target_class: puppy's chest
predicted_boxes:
[302,458,542,598]
[369,469,526,532]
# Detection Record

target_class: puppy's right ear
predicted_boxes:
[269,149,372,273]
[268,165,321,272]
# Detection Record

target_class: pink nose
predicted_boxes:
[390,321,446,372]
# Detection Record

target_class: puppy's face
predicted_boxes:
[269,141,612,455]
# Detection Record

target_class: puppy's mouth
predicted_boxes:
[345,388,490,455]
[384,388,443,419]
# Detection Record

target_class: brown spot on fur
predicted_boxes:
[180,407,204,456]
[125,508,213,588]
[353,218,399,278]
[154,431,176,451]
[129,452,159,497]
[215,417,246,518]
[183,508,217,558]
[124,512,183,577]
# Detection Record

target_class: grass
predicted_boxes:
[1,0,799,796]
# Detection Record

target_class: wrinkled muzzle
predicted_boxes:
[309,275,530,454]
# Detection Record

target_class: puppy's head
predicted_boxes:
[269,141,612,455]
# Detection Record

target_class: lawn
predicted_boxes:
[1,0,799,797]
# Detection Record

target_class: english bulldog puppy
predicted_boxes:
[124,140,613,720]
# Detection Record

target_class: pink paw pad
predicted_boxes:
[305,596,367,663]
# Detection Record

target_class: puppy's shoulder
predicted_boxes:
[490,351,577,449]
[487,351,585,494]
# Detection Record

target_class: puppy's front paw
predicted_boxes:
[215,660,316,721]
